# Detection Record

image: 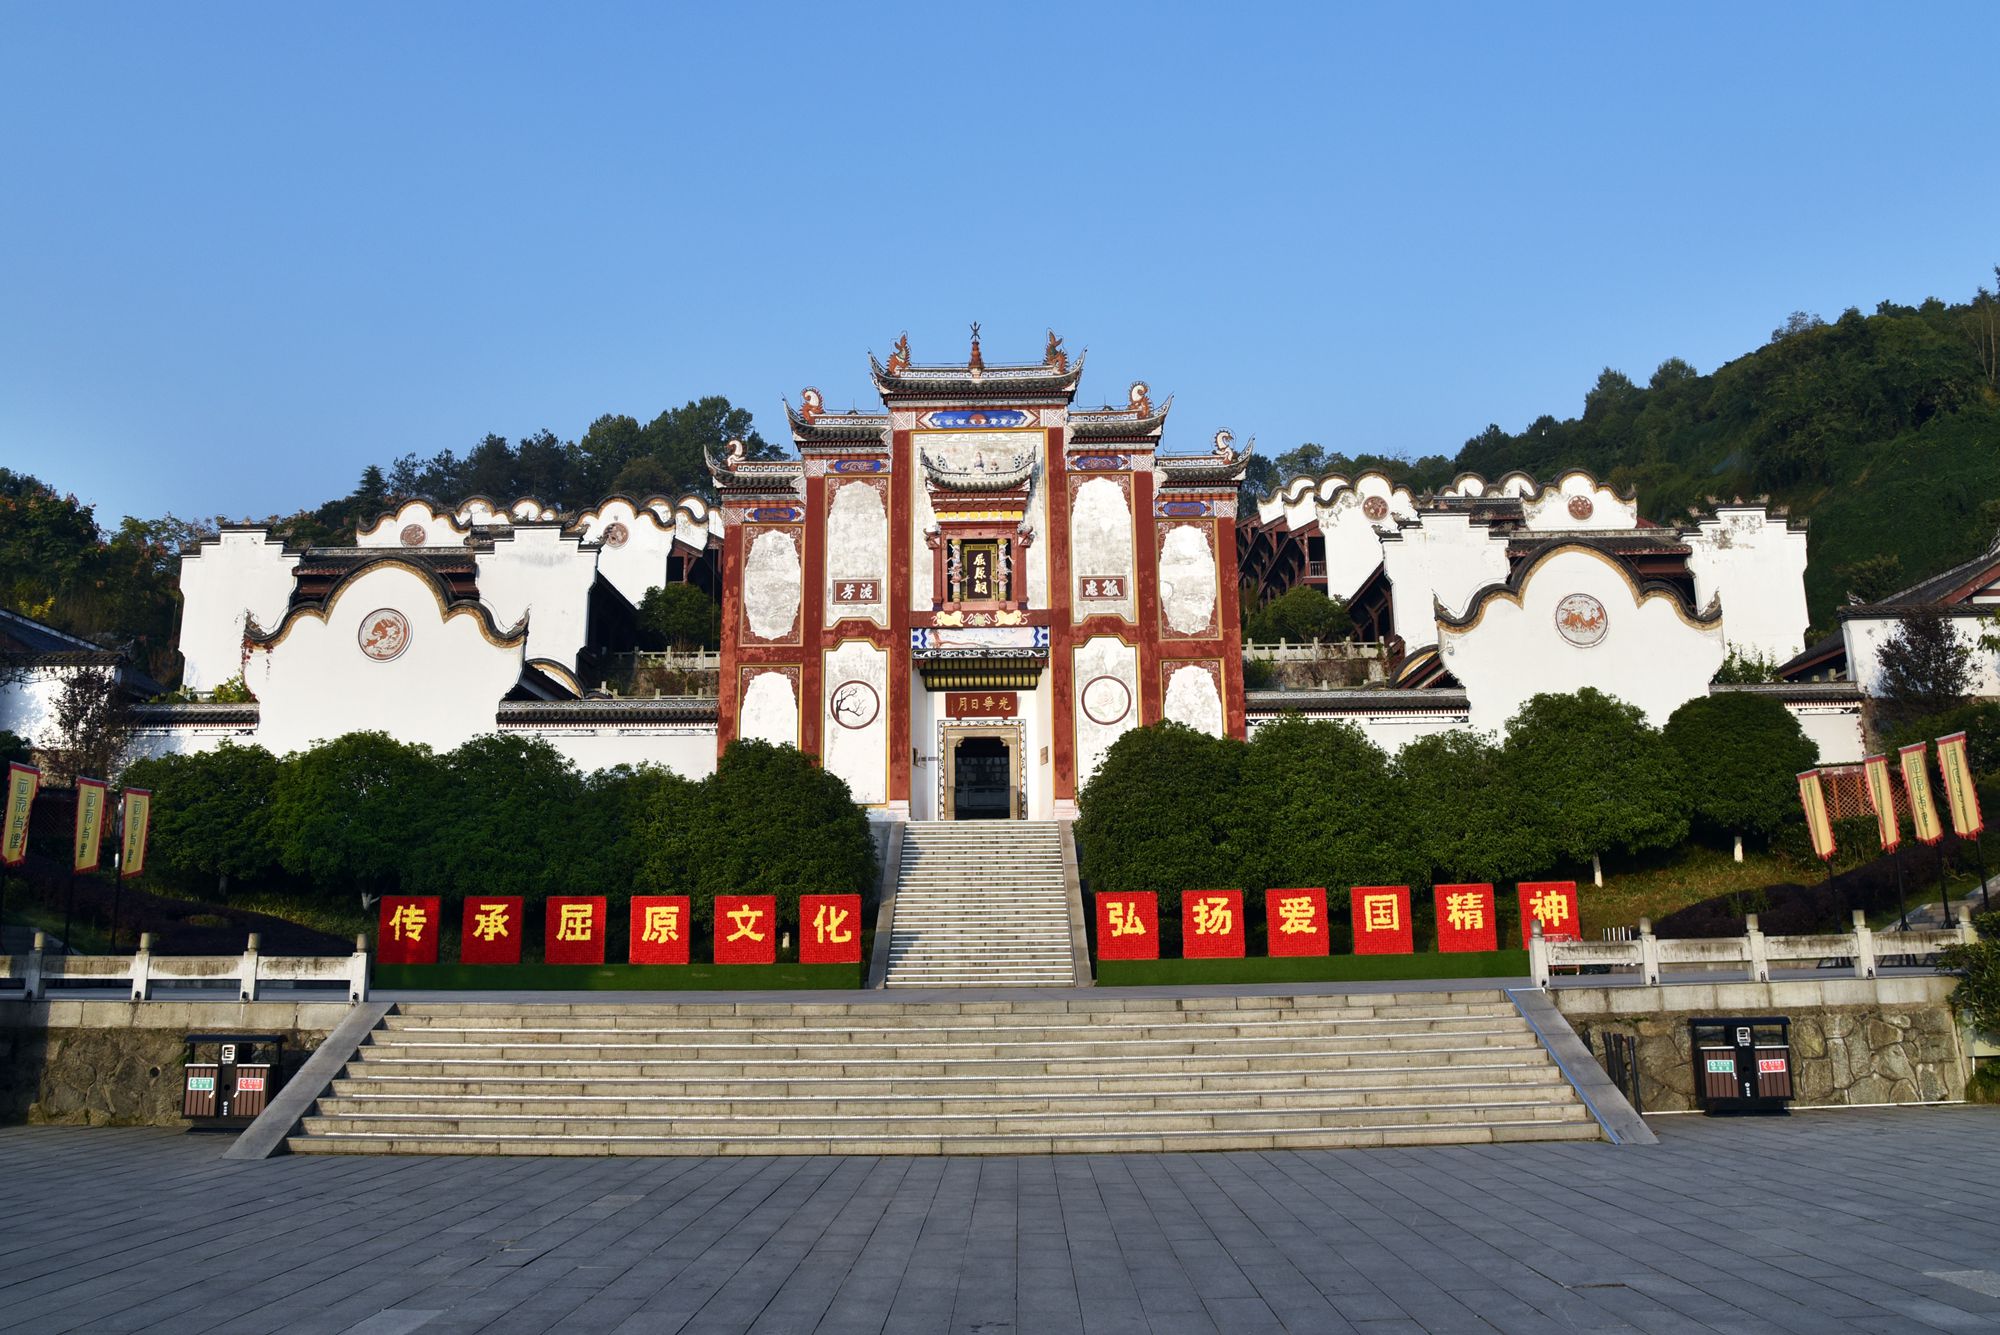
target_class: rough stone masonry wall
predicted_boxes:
[1555,976,1967,1114]
[0,1000,350,1127]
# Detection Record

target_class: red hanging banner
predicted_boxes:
[1518,881,1580,947]
[1434,883,1498,953]
[1861,754,1901,852]
[1181,890,1246,958]
[2,762,40,868]
[544,897,607,965]
[72,776,108,874]
[1797,769,1836,862]
[1351,885,1414,955]
[800,894,863,964]
[378,896,442,965]
[1095,892,1158,960]
[1938,731,1985,839]
[714,894,777,964]
[460,896,524,964]
[629,895,691,965]
[1264,887,1330,957]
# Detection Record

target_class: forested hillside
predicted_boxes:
[7,269,1997,680]
[1246,271,2000,629]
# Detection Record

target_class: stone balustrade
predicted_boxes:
[0,932,370,1003]
[1529,908,1976,988]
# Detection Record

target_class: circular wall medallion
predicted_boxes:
[829,680,879,730]
[399,523,426,547]
[1554,593,1609,648]
[1080,675,1133,727]
[1362,495,1389,521]
[358,609,412,662]
[1567,494,1595,521]
[601,521,629,548]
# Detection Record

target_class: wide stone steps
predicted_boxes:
[883,820,1077,987]
[284,990,1604,1156]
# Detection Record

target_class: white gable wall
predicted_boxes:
[1685,507,1811,664]
[176,530,298,692]
[473,525,598,671]
[1379,515,1512,652]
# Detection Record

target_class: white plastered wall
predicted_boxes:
[1245,706,1471,756]
[1072,636,1140,792]
[497,722,719,779]
[1519,472,1637,531]
[1843,614,2000,698]
[1684,508,1810,664]
[823,640,890,806]
[1440,546,1727,733]
[244,563,525,754]
[1380,515,1512,652]
[357,501,468,549]
[575,499,670,610]
[474,525,598,672]
[1783,702,1863,764]
[176,531,299,692]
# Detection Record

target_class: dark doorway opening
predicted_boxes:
[952,735,1012,820]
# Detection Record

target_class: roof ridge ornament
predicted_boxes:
[886,332,910,375]
[968,322,983,376]
[1045,329,1067,373]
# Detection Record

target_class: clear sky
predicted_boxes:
[4,2,1996,525]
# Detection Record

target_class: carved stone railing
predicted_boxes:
[1529,908,1976,988]
[0,932,370,1003]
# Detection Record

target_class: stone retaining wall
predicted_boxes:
[1554,976,1967,1113]
[0,1000,352,1127]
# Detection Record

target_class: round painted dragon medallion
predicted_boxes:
[1554,593,1608,648]
[601,521,629,549]
[399,523,427,547]
[358,608,412,662]
[1567,494,1595,521]
[1362,495,1390,521]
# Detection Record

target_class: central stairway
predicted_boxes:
[883,820,1075,987]
[286,991,1604,1155]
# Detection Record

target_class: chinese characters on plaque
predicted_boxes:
[460,897,525,965]
[832,580,880,604]
[629,896,692,965]
[1078,575,1126,599]
[944,691,1018,719]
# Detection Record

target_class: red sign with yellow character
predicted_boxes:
[1095,892,1158,960]
[378,896,441,965]
[544,897,607,965]
[629,895,691,965]
[1433,883,1498,953]
[1182,890,1245,958]
[460,897,524,964]
[1518,881,1580,947]
[714,894,777,964]
[1350,885,1414,955]
[1263,887,1329,957]
[800,894,863,964]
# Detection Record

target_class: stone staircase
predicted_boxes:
[883,820,1075,987]
[285,991,1604,1155]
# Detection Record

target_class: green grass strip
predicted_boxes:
[1095,950,1529,987]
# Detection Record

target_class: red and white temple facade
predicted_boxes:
[708,332,1248,819]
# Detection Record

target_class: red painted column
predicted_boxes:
[1216,512,1247,739]
[888,429,913,805]
[799,471,827,762]
[1133,464,1162,725]
[715,522,744,759]
[1046,426,1076,801]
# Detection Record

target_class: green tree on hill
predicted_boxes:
[1662,693,1819,852]
[1503,689,1690,885]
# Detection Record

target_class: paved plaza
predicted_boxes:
[2,1108,1999,1334]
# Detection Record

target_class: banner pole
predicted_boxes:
[1935,841,1952,926]
[1893,843,1909,930]
[1975,834,1993,915]
[61,871,76,957]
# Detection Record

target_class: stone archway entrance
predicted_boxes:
[943,727,1019,820]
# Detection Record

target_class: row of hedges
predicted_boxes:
[1076,689,1819,895]
[117,735,877,922]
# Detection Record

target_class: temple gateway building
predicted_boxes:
[122,333,1877,815]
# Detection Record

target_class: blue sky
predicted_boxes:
[4,2,1996,524]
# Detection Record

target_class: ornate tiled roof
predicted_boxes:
[920,448,1036,492]
[704,441,805,497]
[785,399,890,446]
[496,697,718,725]
[131,702,260,726]
[1156,430,1252,487]
[869,344,1085,401]
[1069,396,1173,441]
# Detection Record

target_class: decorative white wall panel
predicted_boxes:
[1072,636,1139,789]
[1158,525,1217,636]
[1162,663,1225,737]
[743,530,803,641]
[825,482,889,628]
[739,668,799,748]
[1069,476,1136,622]
[823,640,888,804]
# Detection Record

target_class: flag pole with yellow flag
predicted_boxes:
[1862,754,1910,927]
[2,761,40,935]
[1797,769,1836,875]
[1937,732,1990,912]
[63,777,109,959]
[1899,742,1954,926]
[112,787,152,950]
